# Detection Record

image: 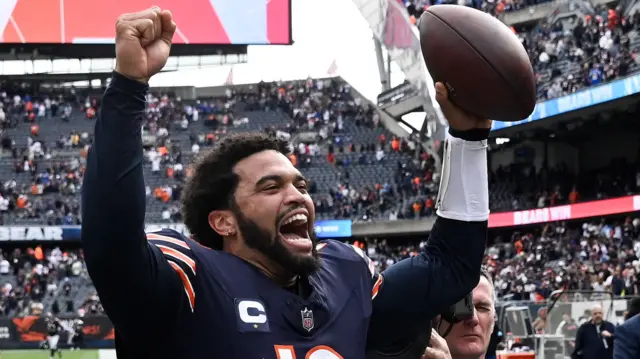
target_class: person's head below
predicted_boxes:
[181,132,320,284]
[537,307,547,319]
[591,305,604,324]
[434,270,496,359]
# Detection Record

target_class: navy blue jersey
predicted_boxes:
[146,229,376,358]
[82,72,487,359]
[46,318,62,336]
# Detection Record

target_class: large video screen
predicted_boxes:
[0,0,290,45]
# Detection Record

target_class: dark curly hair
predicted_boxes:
[180,132,291,249]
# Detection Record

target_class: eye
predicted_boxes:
[297,183,308,192]
[262,184,280,192]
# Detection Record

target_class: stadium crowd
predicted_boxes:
[368,217,640,298]
[525,6,640,100]
[1,213,639,317]
[402,0,556,17]
[0,79,442,224]
[3,78,639,225]
[0,246,102,317]
[488,157,640,212]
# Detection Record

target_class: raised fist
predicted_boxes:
[114,7,176,83]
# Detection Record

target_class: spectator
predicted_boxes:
[572,305,616,359]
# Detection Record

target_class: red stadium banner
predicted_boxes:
[488,195,640,228]
[0,0,291,45]
[0,316,114,349]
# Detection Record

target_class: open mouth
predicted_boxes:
[278,213,312,253]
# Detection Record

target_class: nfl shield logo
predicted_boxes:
[301,307,314,332]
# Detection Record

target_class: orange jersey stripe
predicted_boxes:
[372,274,383,300]
[169,261,195,312]
[156,245,196,275]
[146,233,190,250]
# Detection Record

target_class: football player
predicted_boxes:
[67,319,84,350]
[81,7,491,359]
[44,313,63,359]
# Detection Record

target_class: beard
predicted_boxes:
[231,205,321,276]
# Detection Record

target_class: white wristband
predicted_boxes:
[435,136,490,221]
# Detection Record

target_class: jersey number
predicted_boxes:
[274,345,344,359]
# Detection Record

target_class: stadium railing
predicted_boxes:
[496,293,639,356]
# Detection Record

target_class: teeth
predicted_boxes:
[281,213,308,226]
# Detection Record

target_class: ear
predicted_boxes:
[208,210,237,237]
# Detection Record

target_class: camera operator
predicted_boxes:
[431,269,497,359]
[366,269,495,359]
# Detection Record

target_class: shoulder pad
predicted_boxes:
[145,228,189,243]
[317,240,377,279]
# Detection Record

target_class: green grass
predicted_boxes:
[0,350,100,359]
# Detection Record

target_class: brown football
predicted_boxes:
[419,5,536,121]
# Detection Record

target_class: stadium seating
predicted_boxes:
[2,211,639,318]
[0,78,442,226]
[403,0,556,18]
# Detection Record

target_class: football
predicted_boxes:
[419,5,536,121]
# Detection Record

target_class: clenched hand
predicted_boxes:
[114,7,176,83]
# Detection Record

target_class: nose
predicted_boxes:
[463,311,480,327]
[283,183,306,206]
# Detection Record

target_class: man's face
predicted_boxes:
[539,308,547,319]
[591,308,603,323]
[232,150,319,276]
[438,277,495,359]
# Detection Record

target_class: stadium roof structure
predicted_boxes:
[0,43,248,60]
[0,69,180,82]
[154,76,345,100]
[0,43,248,82]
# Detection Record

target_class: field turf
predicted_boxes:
[0,350,114,359]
